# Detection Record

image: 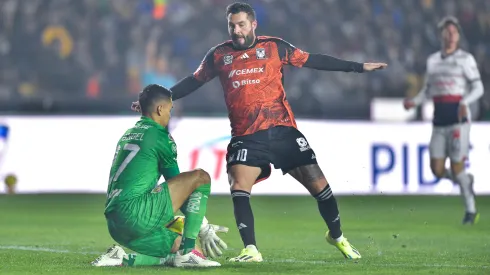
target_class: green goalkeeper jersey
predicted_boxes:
[105,116,180,212]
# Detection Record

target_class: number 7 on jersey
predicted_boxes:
[109,144,140,183]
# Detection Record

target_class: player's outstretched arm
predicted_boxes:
[170,75,206,100]
[362,62,388,71]
[131,47,217,112]
[172,46,219,100]
[275,38,386,73]
[303,53,387,72]
[131,76,205,112]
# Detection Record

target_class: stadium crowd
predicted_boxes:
[0,0,489,119]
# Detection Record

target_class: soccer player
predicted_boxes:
[404,16,484,225]
[133,3,386,262]
[96,84,227,268]
[92,216,229,267]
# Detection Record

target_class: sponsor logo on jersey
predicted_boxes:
[232,79,261,89]
[228,67,264,78]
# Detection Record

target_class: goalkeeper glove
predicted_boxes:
[198,218,228,258]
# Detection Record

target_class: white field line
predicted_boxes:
[270,258,488,269]
[0,245,99,255]
[0,245,487,269]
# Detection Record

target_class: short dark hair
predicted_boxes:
[225,2,256,21]
[138,84,172,116]
[438,16,462,34]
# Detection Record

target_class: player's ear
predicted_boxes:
[252,20,257,31]
[156,105,163,116]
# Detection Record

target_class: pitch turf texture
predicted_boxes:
[0,195,488,275]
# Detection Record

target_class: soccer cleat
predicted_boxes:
[229,245,263,262]
[91,245,126,266]
[172,250,221,267]
[461,174,479,225]
[326,231,361,259]
[462,212,480,225]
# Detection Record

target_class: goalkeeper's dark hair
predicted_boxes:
[226,2,256,21]
[438,16,462,34]
[138,84,172,116]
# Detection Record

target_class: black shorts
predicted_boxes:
[226,126,318,182]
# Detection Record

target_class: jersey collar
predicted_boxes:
[441,48,460,59]
[140,116,168,132]
[231,36,258,51]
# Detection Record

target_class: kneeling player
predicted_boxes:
[94,84,226,267]
[92,216,229,267]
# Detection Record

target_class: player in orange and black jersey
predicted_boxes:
[132,2,387,262]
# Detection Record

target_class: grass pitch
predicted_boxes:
[0,194,488,274]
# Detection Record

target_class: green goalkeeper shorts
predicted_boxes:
[105,183,179,257]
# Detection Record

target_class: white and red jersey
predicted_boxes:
[413,49,484,126]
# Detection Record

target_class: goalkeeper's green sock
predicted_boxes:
[179,183,211,254]
[123,253,172,266]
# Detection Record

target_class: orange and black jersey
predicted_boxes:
[171,36,364,137]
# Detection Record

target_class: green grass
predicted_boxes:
[0,194,489,274]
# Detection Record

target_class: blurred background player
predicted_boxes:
[0,124,16,194]
[99,84,226,268]
[134,2,386,262]
[404,17,484,225]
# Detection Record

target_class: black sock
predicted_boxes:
[314,185,342,239]
[231,190,256,248]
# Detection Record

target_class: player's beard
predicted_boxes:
[232,33,255,50]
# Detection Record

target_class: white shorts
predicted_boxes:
[429,123,470,162]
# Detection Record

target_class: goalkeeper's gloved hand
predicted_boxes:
[198,222,228,258]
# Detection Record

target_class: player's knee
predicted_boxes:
[450,161,465,175]
[229,177,254,192]
[193,168,211,186]
[430,167,445,178]
[308,179,328,196]
[430,164,445,178]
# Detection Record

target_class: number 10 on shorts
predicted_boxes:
[236,149,247,161]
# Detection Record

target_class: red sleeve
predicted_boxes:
[275,39,310,67]
[193,47,218,82]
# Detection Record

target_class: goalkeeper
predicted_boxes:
[92,84,227,268]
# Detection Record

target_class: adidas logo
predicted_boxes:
[311,153,316,159]
[110,251,120,259]
[238,255,253,261]
[238,223,247,230]
[181,256,199,265]
[240,53,250,59]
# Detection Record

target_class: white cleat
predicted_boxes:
[91,245,127,266]
[229,245,263,262]
[173,250,221,267]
